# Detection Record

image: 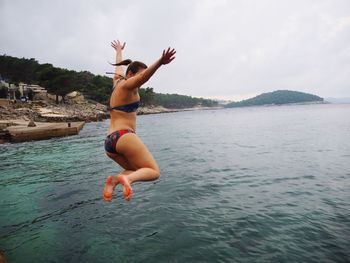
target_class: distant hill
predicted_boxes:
[225,90,324,108]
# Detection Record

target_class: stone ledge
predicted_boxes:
[0,120,85,143]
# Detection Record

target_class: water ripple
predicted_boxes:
[1,105,350,262]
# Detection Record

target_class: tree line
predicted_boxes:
[0,55,111,104]
[0,55,218,108]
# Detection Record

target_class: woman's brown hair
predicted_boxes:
[112,59,147,76]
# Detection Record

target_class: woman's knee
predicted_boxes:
[153,166,160,180]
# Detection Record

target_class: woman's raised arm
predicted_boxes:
[111,40,126,82]
[122,47,176,90]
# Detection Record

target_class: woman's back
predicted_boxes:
[108,80,139,134]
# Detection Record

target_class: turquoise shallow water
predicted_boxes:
[1,104,350,262]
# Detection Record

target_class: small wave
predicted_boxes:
[233,143,257,149]
[145,231,158,238]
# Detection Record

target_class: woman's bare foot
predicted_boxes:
[103,176,117,201]
[117,174,133,201]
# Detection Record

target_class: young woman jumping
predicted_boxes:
[103,40,176,202]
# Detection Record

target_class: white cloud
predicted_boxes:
[1,0,349,100]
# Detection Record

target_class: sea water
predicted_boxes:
[0,104,349,263]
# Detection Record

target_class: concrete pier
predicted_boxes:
[0,120,85,143]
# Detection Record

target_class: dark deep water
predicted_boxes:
[1,104,349,262]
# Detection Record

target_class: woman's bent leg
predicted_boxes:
[106,152,137,171]
[103,151,137,202]
[115,133,160,200]
[103,170,133,201]
[104,168,157,202]
[125,168,159,184]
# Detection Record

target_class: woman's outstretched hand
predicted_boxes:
[111,40,126,52]
[160,48,176,65]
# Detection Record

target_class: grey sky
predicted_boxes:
[1,0,349,101]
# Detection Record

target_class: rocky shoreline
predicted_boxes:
[0,100,222,123]
[0,103,181,122]
[0,99,222,143]
[0,102,107,122]
[0,87,223,143]
[0,102,170,144]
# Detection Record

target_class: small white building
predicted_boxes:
[18,83,47,99]
[7,83,19,100]
[1,81,47,101]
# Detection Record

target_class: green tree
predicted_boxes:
[140,87,155,106]
[38,67,75,103]
[0,84,8,98]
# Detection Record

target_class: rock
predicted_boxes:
[28,119,36,127]
[1,95,109,122]
[66,91,78,98]
[33,100,48,107]
[66,91,85,104]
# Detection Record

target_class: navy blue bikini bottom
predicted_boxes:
[104,129,134,154]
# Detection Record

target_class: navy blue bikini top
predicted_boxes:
[110,101,140,113]
[110,77,140,113]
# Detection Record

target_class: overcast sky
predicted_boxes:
[1,0,350,101]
